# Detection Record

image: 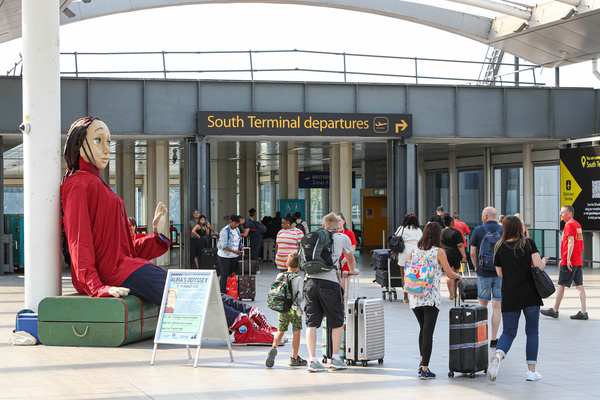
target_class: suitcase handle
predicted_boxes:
[72,325,89,337]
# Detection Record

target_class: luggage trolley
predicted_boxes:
[371,249,403,302]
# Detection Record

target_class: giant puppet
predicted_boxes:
[61,117,275,344]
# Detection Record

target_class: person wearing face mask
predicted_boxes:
[61,117,171,305]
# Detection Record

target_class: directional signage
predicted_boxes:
[560,146,600,230]
[198,111,412,138]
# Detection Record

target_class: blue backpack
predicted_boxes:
[478,225,502,272]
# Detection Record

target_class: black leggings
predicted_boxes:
[217,255,240,294]
[412,306,439,367]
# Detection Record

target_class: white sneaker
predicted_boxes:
[526,370,543,381]
[487,356,501,382]
[307,360,326,372]
[330,358,348,370]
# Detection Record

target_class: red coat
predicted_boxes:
[61,158,169,297]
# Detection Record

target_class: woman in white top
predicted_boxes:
[407,222,462,380]
[395,213,423,302]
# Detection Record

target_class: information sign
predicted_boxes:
[151,270,233,367]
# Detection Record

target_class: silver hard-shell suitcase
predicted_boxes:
[345,276,385,366]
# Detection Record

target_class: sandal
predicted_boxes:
[448,295,456,300]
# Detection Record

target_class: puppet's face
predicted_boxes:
[80,120,111,170]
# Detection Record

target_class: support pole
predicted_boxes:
[22,0,62,310]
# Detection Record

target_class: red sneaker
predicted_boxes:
[232,315,274,345]
[250,309,277,333]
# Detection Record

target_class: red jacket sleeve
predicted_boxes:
[133,233,170,261]
[62,183,112,298]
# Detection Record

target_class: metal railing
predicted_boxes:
[7,49,544,86]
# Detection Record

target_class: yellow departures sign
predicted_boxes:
[560,160,582,206]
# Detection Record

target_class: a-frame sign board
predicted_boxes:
[151,270,233,367]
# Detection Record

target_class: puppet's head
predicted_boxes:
[63,117,111,174]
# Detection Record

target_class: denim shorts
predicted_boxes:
[477,276,502,301]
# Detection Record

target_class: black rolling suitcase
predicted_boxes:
[237,247,256,301]
[200,247,219,275]
[448,295,488,378]
[370,249,390,270]
[458,264,478,301]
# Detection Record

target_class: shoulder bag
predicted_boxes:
[531,267,555,298]
[388,226,405,253]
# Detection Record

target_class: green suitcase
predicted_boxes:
[38,294,159,347]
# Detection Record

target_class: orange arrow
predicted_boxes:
[395,120,408,132]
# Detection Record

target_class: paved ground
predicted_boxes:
[1,253,599,399]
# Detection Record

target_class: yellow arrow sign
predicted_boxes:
[395,120,408,133]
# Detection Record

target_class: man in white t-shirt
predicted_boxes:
[304,212,360,372]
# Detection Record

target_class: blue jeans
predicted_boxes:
[496,305,540,364]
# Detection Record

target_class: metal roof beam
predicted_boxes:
[447,0,531,20]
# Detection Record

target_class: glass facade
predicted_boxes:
[426,172,449,219]
[494,167,523,217]
[458,170,484,227]
[534,165,559,230]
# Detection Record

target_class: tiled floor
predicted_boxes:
[1,253,599,399]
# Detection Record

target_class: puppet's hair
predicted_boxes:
[62,117,100,182]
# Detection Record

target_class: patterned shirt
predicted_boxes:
[275,228,304,270]
[408,247,443,310]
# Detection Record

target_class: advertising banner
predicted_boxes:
[560,146,600,230]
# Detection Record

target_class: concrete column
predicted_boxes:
[269,171,277,214]
[239,160,247,216]
[214,146,237,227]
[484,148,493,206]
[523,144,534,229]
[22,0,62,310]
[340,143,353,226]
[245,156,258,215]
[280,142,289,200]
[449,151,458,216]
[418,154,426,225]
[331,145,340,213]
[288,142,299,200]
[116,151,136,218]
[146,141,170,266]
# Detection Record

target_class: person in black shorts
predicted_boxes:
[441,212,467,300]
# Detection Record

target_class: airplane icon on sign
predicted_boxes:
[373,117,389,133]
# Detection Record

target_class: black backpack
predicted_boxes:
[299,229,335,274]
[295,220,306,235]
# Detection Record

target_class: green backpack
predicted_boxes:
[267,272,298,313]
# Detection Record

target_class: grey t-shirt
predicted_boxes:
[307,231,353,283]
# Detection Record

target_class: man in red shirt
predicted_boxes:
[541,205,588,320]
[453,212,471,248]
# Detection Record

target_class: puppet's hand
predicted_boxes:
[153,202,168,234]
[109,287,130,298]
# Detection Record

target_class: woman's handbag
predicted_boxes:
[388,227,405,253]
[531,267,555,298]
[226,273,239,299]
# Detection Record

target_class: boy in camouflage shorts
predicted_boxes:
[266,253,306,367]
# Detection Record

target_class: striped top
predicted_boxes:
[275,228,304,270]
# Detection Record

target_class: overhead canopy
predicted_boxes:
[0,0,599,67]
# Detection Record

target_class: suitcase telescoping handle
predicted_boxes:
[455,262,468,307]
[240,246,250,276]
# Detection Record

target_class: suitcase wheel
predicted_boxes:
[382,292,386,300]
[448,371,454,378]
[378,358,383,364]
[469,373,476,378]
[322,357,327,364]
[362,361,368,367]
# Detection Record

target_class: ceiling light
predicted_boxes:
[290,147,307,152]
[228,157,240,160]
[560,50,569,55]
[63,7,76,18]
[82,0,92,3]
